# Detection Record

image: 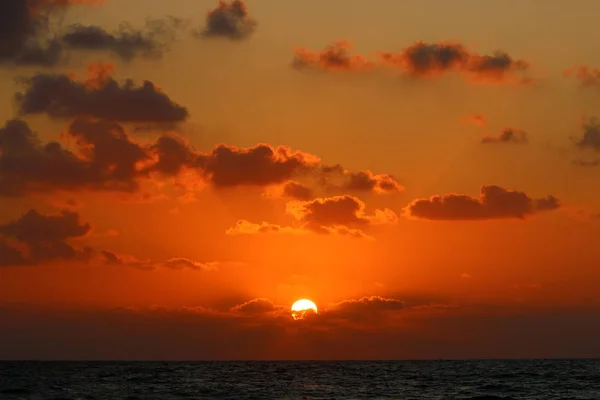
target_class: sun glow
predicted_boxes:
[291,299,318,320]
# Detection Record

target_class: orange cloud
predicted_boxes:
[293,40,374,71]
[226,220,306,236]
[564,65,600,87]
[481,128,528,144]
[460,113,487,127]
[100,251,222,272]
[404,185,560,220]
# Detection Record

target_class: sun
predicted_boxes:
[291,299,318,320]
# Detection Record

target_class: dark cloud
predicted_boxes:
[381,41,529,83]
[196,144,319,188]
[60,18,185,61]
[381,41,469,77]
[404,185,560,220]
[230,298,279,315]
[293,40,529,84]
[324,296,405,321]
[0,0,104,66]
[149,135,197,175]
[286,195,397,228]
[0,119,400,199]
[281,181,314,200]
[0,209,91,266]
[574,119,600,151]
[15,63,189,124]
[0,118,148,195]
[481,128,528,144]
[293,40,373,71]
[2,302,598,359]
[339,170,403,193]
[201,0,256,40]
[228,196,396,239]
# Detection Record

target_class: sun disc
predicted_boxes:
[291,299,317,320]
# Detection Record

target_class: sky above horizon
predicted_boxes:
[0,0,599,360]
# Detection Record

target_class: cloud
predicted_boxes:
[201,0,256,40]
[0,117,154,195]
[563,65,600,87]
[230,298,282,315]
[60,17,185,61]
[0,0,101,66]
[460,114,486,127]
[197,144,320,187]
[286,195,398,228]
[100,250,220,271]
[481,128,528,144]
[336,170,403,193]
[15,63,189,124]
[293,40,374,71]
[199,145,402,194]
[404,185,560,220]
[324,296,405,321]
[380,41,530,84]
[226,220,306,236]
[229,196,396,240]
[281,181,314,200]
[574,119,600,151]
[0,119,400,199]
[293,40,529,84]
[0,209,91,266]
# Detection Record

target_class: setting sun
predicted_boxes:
[291,299,318,320]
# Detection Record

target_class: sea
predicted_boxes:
[0,359,599,400]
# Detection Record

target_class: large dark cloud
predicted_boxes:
[0,118,148,195]
[0,119,401,198]
[201,0,256,40]
[60,18,185,61]
[404,185,560,220]
[0,209,91,266]
[1,302,599,359]
[0,0,101,66]
[15,63,189,124]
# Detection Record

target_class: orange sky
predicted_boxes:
[0,0,599,360]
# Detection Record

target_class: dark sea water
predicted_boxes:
[1,360,599,400]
